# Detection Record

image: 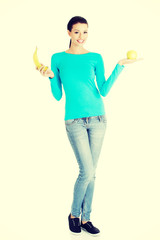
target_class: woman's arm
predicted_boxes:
[95,54,125,97]
[49,54,63,101]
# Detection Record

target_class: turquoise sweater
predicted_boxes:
[49,51,124,120]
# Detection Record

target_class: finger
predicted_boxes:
[41,68,45,74]
[42,67,48,75]
[39,65,45,71]
[137,58,144,61]
[126,59,136,63]
[130,58,143,61]
[44,68,49,75]
[129,58,139,62]
[45,66,49,72]
[44,68,49,74]
[42,66,48,73]
[129,58,143,63]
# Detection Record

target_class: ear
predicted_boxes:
[67,30,71,37]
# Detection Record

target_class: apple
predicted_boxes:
[127,50,137,59]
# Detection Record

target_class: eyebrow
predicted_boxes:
[74,29,88,31]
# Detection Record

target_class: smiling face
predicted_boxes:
[67,22,88,46]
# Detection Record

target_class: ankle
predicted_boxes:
[70,214,78,219]
[82,220,88,224]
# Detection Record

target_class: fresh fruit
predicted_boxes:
[33,46,48,71]
[127,50,137,59]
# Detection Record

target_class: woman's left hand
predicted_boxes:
[118,58,144,66]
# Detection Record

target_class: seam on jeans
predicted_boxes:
[83,195,85,219]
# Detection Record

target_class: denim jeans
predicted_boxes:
[65,114,107,221]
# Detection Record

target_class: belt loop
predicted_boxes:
[98,115,101,122]
[86,117,88,124]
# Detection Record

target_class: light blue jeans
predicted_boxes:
[65,114,107,221]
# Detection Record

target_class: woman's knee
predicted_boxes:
[79,169,94,182]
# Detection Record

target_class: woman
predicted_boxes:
[36,16,142,236]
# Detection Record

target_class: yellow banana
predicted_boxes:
[33,46,48,71]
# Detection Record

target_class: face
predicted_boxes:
[67,23,88,46]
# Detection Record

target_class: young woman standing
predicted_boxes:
[36,16,142,236]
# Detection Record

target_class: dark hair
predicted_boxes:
[67,16,88,48]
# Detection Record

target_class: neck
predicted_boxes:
[68,45,86,54]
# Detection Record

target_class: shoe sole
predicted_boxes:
[81,227,100,236]
[69,230,82,235]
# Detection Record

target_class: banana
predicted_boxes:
[33,46,48,71]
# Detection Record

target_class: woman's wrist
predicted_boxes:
[118,60,123,66]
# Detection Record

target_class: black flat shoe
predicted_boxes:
[81,221,100,236]
[68,213,81,234]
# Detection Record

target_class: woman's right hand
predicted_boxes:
[36,64,54,78]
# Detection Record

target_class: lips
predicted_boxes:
[77,40,84,43]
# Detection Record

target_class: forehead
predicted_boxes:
[72,23,88,30]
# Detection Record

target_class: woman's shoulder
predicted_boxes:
[61,49,101,56]
[51,51,102,59]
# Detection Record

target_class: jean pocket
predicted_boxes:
[65,118,79,125]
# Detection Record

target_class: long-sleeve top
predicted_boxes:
[48,51,125,120]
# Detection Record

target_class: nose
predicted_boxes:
[78,35,84,40]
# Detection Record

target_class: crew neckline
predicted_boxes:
[64,51,91,55]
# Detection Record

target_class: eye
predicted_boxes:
[74,32,88,34]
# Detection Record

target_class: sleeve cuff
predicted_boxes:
[117,63,125,68]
